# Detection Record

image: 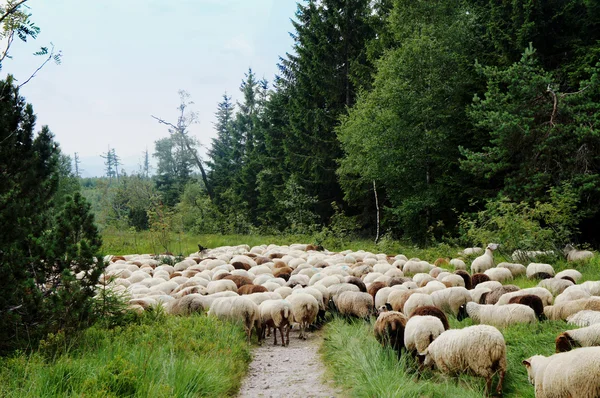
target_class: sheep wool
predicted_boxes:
[496,287,554,306]
[459,302,536,327]
[404,315,445,354]
[496,262,526,277]
[287,293,319,340]
[470,243,499,274]
[409,306,450,330]
[564,244,594,262]
[335,291,374,318]
[374,310,408,354]
[430,287,472,316]
[422,325,506,396]
[259,299,293,346]
[538,278,575,296]
[207,296,260,343]
[403,293,434,316]
[567,310,600,327]
[555,269,583,283]
[526,263,555,279]
[544,297,600,321]
[484,267,513,283]
[523,347,600,398]
[449,258,466,271]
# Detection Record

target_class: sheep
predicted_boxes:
[421,325,507,396]
[470,243,499,274]
[345,276,367,292]
[259,299,293,346]
[471,273,491,289]
[544,298,600,321]
[470,287,492,305]
[484,267,513,283]
[274,286,293,299]
[207,279,238,294]
[482,285,520,305]
[335,291,374,319]
[512,249,555,263]
[450,258,467,270]
[207,296,260,343]
[413,273,435,287]
[496,287,554,306]
[496,262,526,277]
[458,302,536,327]
[387,290,416,313]
[526,263,555,279]
[555,323,600,352]
[555,285,591,304]
[454,270,472,290]
[238,284,268,295]
[374,287,395,309]
[564,244,594,262]
[430,287,473,316]
[287,293,319,340]
[508,294,545,320]
[419,280,447,295]
[461,247,484,256]
[373,310,407,355]
[402,260,433,275]
[403,293,434,316]
[404,315,445,356]
[367,281,388,300]
[245,292,283,306]
[538,278,574,296]
[440,274,465,288]
[567,310,600,327]
[522,347,600,398]
[409,305,450,330]
[555,269,582,283]
[580,281,600,296]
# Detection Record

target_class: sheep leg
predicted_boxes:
[485,376,492,397]
[285,324,290,346]
[273,325,278,345]
[279,325,285,346]
[495,370,505,396]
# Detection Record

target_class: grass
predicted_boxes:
[0,315,252,398]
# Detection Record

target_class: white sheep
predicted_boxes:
[526,263,555,279]
[403,293,434,316]
[475,280,503,291]
[496,262,526,277]
[449,258,467,271]
[430,287,472,316]
[470,243,499,274]
[544,297,600,320]
[421,325,507,396]
[554,285,591,304]
[440,274,465,288]
[287,293,319,340]
[522,347,600,398]
[496,287,554,306]
[404,315,445,354]
[484,267,513,283]
[259,299,293,346]
[580,281,600,296]
[555,269,583,283]
[461,247,484,256]
[564,244,594,262]
[402,260,433,275]
[555,323,600,352]
[567,310,600,327]
[458,302,536,327]
[470,287,492,304]
[207,296,260,342]
[206,279,238,294]
[538,278,575,296]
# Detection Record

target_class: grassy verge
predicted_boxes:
[0,315,251,398]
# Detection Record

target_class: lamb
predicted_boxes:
[508,294,545,320]
[430,287,472,316]
[470,243,499,274]
[287,293,319,339]
[482,285,520,305]
[335,291,375,319]
[564,244,594,262]
[522,347,600,398]
[259,299,293,346]
[526,263,555,279]
[567,310,600,327]
[403,293,434,316]
[555,323,600,352]
[496,287,554,306]
[373,310,407,355]
[497,262,526,277]
[207,296,260,343]
[483,267,513,283]
[471,273,491,289]
[421,325,507,396]
[409,305,450,330]
[458,302,536,327]
[404,315,445,355]
[543,297,600,321]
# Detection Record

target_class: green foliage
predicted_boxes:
[176,180,223,234]
[147,200,182,254]
[279,174,319,234]
[459,184,582,254]
[0,315,252,398]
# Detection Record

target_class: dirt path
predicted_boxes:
[237,328,343,398]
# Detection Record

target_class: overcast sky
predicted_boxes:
[3,0,298,177]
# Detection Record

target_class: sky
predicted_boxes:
[3,0,298,177]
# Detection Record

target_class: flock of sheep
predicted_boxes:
[99,242,599,397]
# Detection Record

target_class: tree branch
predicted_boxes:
[546,84,558,127]
[0,0,28,25]
[17,44,60,88]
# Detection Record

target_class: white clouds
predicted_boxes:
[224,35,255,57]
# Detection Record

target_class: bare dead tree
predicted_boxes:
[373,180,380,244]
[151,90,214,200]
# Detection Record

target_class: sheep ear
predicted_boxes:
[385,303,392,311]
[522,360,530,367]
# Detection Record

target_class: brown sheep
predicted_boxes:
[374,310,408,356]
[170,272,183,279]
[274,267,293,278]
[346,276,367,292]
[222,275,253,289]
[269,253,285,259]
[368,281,388,300]
[471,273,491,289]
[255,256,271,265]
[555,332,580,353]
[484,285,520,305]
[409,305,450,330]
[508,294,545,320]
[243,253,257,258]
[238,284,268,295]
[434,258,450,267]
[232,261,251,271]
[454,270,472,290]
[111,256,127,262]
[389,277,412,287]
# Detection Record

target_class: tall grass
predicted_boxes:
[0,315,251,397]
